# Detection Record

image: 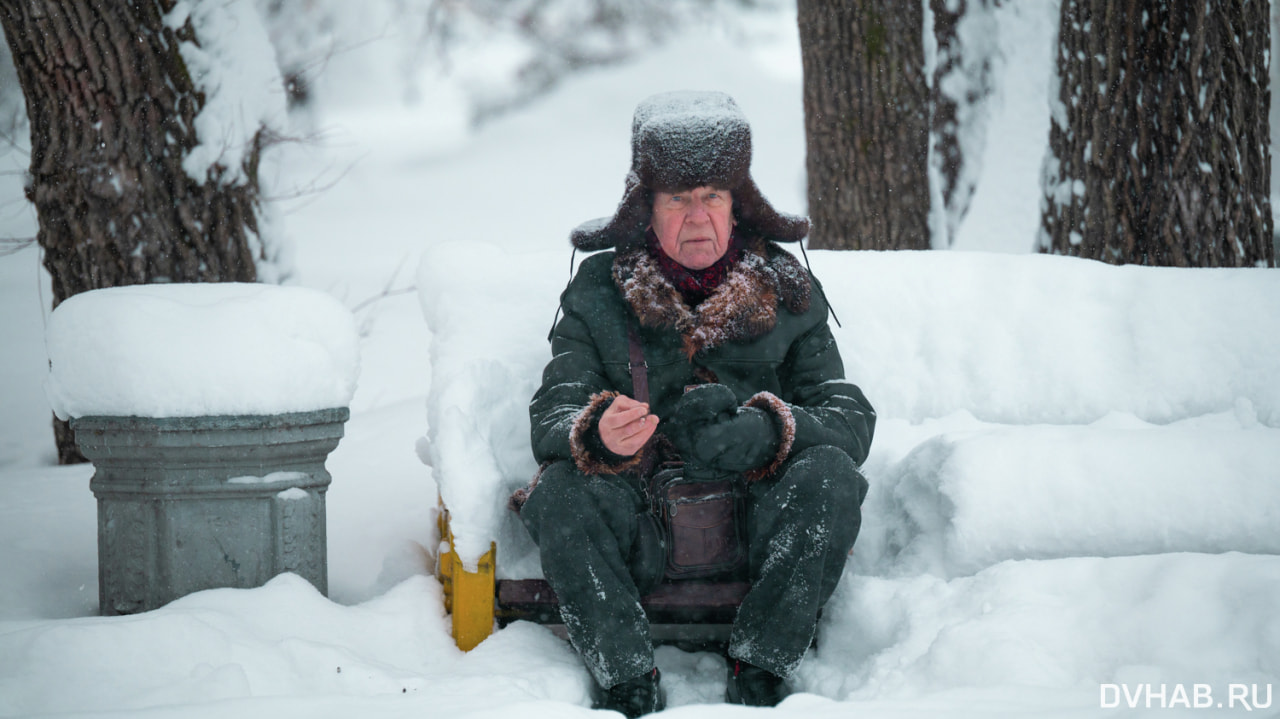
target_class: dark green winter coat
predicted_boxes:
[528,235,875,479]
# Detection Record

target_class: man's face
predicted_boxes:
[650,187,735,270]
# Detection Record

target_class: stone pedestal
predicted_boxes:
[72,408,348,615]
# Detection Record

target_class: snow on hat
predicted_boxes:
[570,91,810,251]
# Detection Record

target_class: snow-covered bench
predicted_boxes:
[418,242,1280,647]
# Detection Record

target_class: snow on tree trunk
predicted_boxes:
[1040,0,1275,267]
[930,0,996,248]
[0,0,284,463]
[799,0,931,250]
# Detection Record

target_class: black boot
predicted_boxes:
[595,667,665,718]
[725,659,786,707]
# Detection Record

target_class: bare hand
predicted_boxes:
[599,395,658,456]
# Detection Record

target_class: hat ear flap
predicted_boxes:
[733,178,810,243]
[570,173,652,251]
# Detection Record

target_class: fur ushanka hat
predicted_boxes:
[569,91,811,251]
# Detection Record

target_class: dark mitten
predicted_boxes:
[692,407,779,472]
[667,383,738,459]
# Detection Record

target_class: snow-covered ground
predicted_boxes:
[2,2,1279,717]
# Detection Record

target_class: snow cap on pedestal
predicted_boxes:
[45,283,360,420]
[570,90,810,251]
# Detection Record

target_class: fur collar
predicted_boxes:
[612,237,811,358]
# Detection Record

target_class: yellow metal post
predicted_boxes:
[436,496,496,651]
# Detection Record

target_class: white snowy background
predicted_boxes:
[2,1,1279,717]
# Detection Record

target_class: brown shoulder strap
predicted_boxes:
[626,319,650,405]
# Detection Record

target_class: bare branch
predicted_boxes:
[0,235,36,257]
[351,286,417,315]
[352,254,417,315]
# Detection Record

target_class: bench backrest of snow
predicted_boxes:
[418,243,1280,578]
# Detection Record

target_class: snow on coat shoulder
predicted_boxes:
[45,283,360,420]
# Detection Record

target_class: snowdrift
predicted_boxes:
[0,574,593,716]
[800,552,1280,699]
[417,243,1280,580]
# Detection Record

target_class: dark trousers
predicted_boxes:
[520,445,868,687]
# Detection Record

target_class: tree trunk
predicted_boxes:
[1,0,264,463]
[799,0,931,250]
[1040,0,1274,267]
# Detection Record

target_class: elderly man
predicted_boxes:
[515,91,874,716]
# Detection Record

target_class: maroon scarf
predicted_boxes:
[646,228,742,307]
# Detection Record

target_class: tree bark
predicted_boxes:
[798,0,931,250]
[1,0,264,463]
[1040,0,1274,267]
